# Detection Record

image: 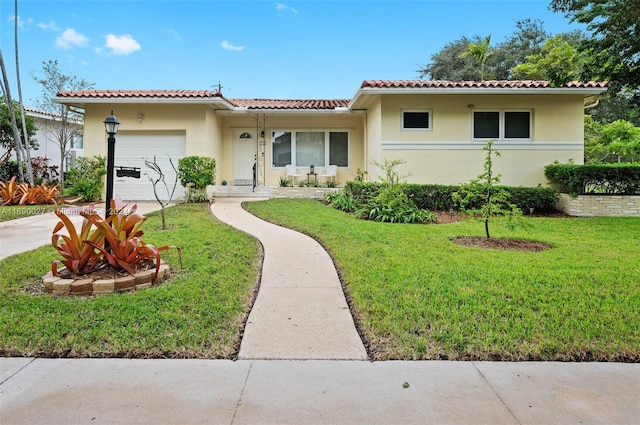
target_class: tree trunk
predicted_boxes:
[0,49,25,182]
[14,0,33,185]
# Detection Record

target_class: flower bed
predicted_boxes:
[41,262,171,296]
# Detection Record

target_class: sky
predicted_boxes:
[0,0,584,105]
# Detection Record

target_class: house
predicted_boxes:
[1,106,84,175]
[53,80,606,200]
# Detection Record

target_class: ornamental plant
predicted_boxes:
[84,200,182,281]
[0,176,59,205]
[51,199,182,280]
[51,207,105,275]
[177,156,216,203]
[452,141,524,238]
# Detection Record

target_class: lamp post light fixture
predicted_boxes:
[103,111,120,219]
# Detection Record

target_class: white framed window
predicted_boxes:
[473,110,531,140]
[271,130,349,168]
[402,110,432,131]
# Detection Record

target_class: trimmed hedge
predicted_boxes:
[344,182,559,213]
[544,163,640,195]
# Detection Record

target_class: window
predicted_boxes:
[473,110,531,140]
[272,131,349,168]
[329,132,348,167]
[402,111,431,130]
[272,131,292,167]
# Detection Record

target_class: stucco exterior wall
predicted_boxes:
[364,96,383,182]
[376,94,585,186]
[218,112,365,186]
[83,104,217,158]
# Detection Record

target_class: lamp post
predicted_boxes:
[103,111,120,219]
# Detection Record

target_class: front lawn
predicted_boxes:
[0,203,261,358]
[244,199,640,361]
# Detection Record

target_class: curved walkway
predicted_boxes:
[210,198,367,360]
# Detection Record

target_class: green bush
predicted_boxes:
[545,163,640,195]
[65,156,106,201]
[357,185,435,224]
[177,156,216,189]
[326,190,358,212]
[345,181,558,213]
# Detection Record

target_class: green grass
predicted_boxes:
[0,203,261,358]
[244,199,640,361]
[0,204,61,222]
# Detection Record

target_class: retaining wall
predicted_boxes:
[556,194,640,217]
[270,187,339,200]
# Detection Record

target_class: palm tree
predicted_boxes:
[0,50,26,182]
[460,35,492,81]
[14,0,34,185]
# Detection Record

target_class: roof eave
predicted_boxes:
[348,86,607,109]
[52,96,237,110]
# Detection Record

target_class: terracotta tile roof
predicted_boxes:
[55,89,224,99]
[360,80,608,89]
[230,98,351,110]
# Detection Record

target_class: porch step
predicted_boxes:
[211,185,272,198]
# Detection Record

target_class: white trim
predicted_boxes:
[472,109,532,141]
[381,141,583,150]
[271,129,351,169]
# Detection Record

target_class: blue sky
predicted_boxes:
[1,0,583,105]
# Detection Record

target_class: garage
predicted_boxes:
[113,132,186,201]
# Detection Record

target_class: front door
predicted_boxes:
[233,131,256,186]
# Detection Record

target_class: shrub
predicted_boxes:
[344,181,558,213]
[65,156,106,201]
[326,190,358,212]
[178,156,216,203]
[279,176,292,187]
[545,163,640,195]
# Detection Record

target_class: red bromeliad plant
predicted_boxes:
[0,176,20,205]
[51,199,181,280]
[83,200,182,281]
[51,207,105,276]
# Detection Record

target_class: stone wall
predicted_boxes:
[270,187,340,200]
[556,194,640,217]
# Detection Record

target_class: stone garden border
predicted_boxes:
[41,262,171,296]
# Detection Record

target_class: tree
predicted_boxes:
[14,0,34,185]
[452,141,523,238]
[1,98,37,164]
[550,0,640,98]
[417,36,479,80]
[31,60,94,189]
[418,19,550,80]
[512,34,589,86]
[0,50,30,183]
[459,35,492,81]
[144,155,178,230]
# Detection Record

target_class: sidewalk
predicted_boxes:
[1,198,639,424]
[2,358,638,424]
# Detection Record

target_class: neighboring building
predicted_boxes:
[1,106,84,172]
[54,80,606,201]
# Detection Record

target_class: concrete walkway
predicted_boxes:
[211,198,367,360]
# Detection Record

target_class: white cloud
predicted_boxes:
[37,19,60,31]
[165,28,182,41]
[276,3,298,13]
[56,28,89,49]
[105,34,141,55]
[8,15,33,28]
[220,40,245,52]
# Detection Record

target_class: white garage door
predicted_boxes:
[114,132,186,201]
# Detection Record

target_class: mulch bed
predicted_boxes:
[452,236,553,252]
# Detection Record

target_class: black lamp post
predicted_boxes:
[103,111,120,219]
